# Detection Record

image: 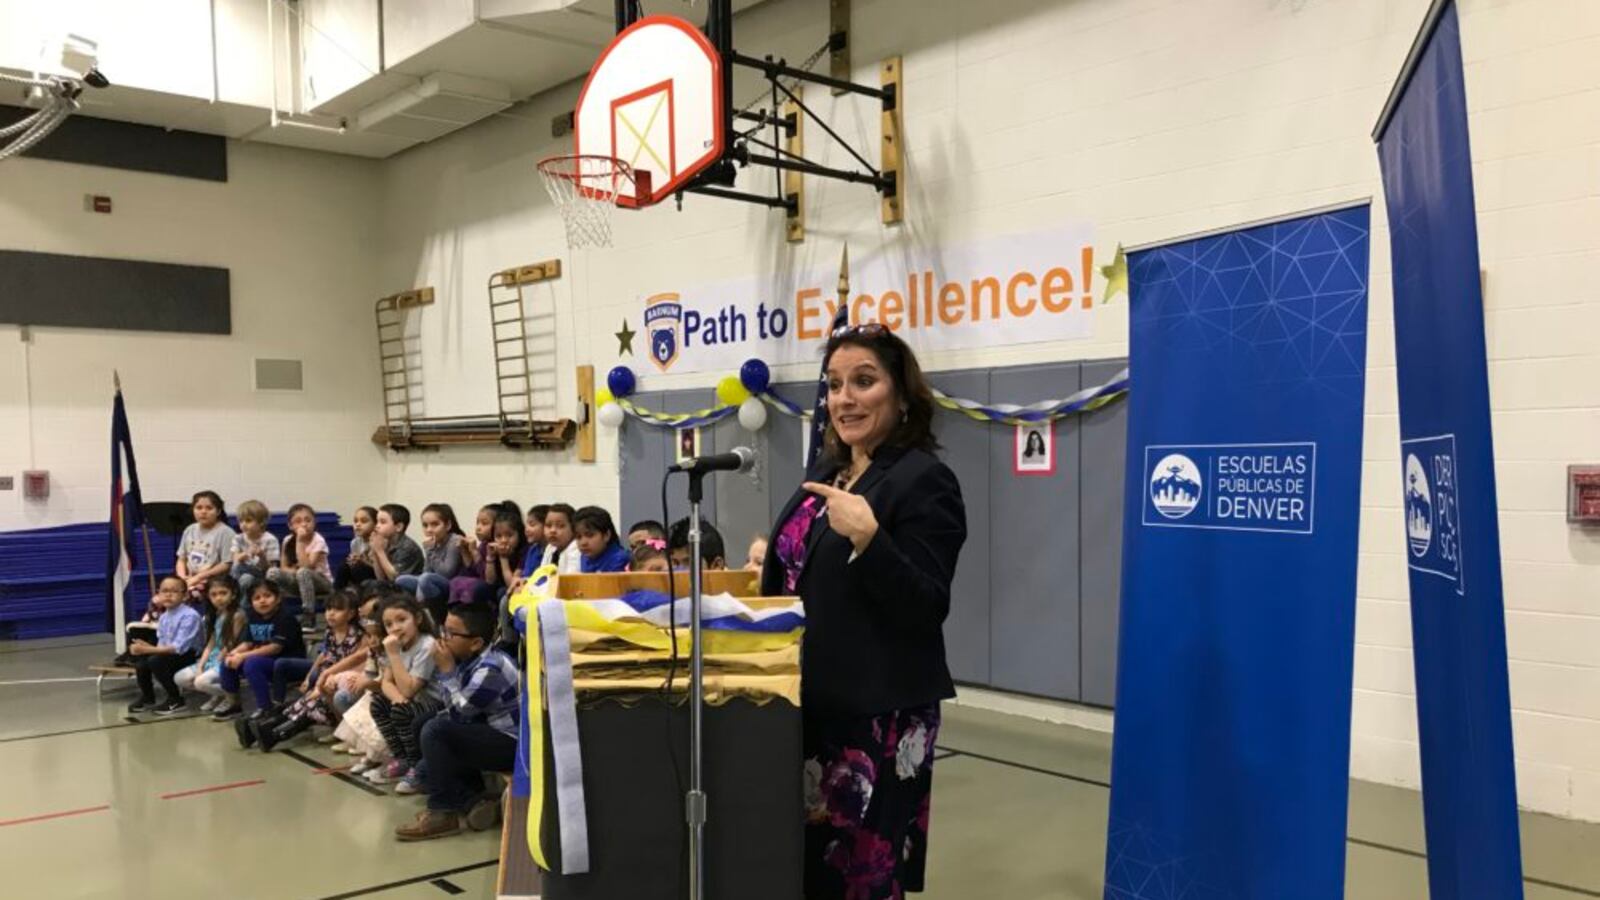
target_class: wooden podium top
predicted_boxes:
[553,570,798,609]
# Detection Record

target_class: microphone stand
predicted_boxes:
[685,468,708,900]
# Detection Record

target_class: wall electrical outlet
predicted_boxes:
[0,476,13,491]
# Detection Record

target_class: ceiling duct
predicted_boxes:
[353,71,513,141]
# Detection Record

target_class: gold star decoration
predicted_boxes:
[1100,244,1128,304]
[615,318,636,356]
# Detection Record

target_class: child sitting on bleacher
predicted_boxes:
[522,504,549,576]
[229,500,280,600]
[213,580,306,720]
[269,503,333,622]
[449,503,498,608]
[175,574,247,714]
[241,590,366,751]
[397,502,466,628]
[366,594,444,790]
[572,506,631,573]
[486,503,529,655]
[394,602,522,842]
[630,538,669,573]
[335,506,379,590]
[626,519,667,551]
[177,491,236,604]
[485,502,528,591]
[339,590,395,761]
[668,517,728,570]
[371,504,425,583]
[127,575,204,716]
[541,503,577,573]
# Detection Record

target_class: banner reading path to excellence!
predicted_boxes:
[629,225,1099,374]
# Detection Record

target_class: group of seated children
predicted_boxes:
[117,490,767,841]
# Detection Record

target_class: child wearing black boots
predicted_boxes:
[237,590,364,750]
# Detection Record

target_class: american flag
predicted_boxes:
[806,302,851,470]
[105,376,146,638]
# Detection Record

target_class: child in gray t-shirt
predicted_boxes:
[372,504,425,581]
[230,500,280,599]
[178,491,236,603]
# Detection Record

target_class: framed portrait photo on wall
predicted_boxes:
[1014,423,1055,476]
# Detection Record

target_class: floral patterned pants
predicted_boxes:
[803,704,941,900]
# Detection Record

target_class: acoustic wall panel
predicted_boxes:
[0,249,231,334]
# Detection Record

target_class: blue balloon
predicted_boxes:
[608,366,636,398]
[739,358,771,395]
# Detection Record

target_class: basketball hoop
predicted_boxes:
[538,154,643,250]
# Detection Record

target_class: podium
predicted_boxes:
[498,571,804,900]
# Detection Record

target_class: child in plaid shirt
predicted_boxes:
[394,602,521,841]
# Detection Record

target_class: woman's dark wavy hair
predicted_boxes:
[819,325,939,469]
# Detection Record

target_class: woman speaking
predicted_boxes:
[761,323,968,900]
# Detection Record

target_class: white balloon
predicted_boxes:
[738,397,768,431]
[598,402,626,428]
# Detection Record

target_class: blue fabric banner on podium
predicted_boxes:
[1104,203,1371,899]
[1375,2,1525,896]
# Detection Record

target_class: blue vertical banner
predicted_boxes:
[1105,204,1371,900]
[1375,2,1525,897]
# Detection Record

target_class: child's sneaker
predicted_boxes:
[210,702,243,721]
[198,696,223,714]
[153,698,187,716]
[395,769,424,795]
[127,698,155,714]
[349,757,378,775]
[368,758,406,785]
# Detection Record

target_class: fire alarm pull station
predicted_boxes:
[22,470,49,500]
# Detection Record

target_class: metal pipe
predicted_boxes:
[729,51,888,101]
[685,184,795,210]
[686,485,708,900]
[743,151,892,192]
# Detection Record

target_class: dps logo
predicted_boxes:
[1400,435,1463,593]
[1149,454,1202,520]
[643,293,683,372]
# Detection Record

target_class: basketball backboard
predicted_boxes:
[574,16,724,209]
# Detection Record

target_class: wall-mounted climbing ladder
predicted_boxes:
[375,287,434,450]
[370,268,575,452]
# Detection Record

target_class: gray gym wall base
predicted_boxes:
[0,249,231,334]
[927,369,993,687]
[984,364,1082,699]
[0,104,227,182]
[615,359,1128,707]
[1079,359,1128,707]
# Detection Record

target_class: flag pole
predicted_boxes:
[115,372,158,598]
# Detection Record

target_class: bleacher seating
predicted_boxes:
[0,511,353,641]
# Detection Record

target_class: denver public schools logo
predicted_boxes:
[1404,453,1432,557]
[643,293,683,372]
[1150,454,1202,520]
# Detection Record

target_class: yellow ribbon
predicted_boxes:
[510,565,559,870]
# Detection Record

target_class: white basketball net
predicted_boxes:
[538,155,636,250]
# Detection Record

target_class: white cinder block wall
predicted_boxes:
[0,141,388,531]
[376,0,1600,821]
[0,0,1594,822]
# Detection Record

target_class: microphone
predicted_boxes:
[670,446,756,474]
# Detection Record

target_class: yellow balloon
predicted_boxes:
[595,386,615,408]
[716,375,751,407]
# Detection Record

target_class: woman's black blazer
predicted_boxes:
[761,445,967,717]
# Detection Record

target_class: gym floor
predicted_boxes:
[1,636,1596,899]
